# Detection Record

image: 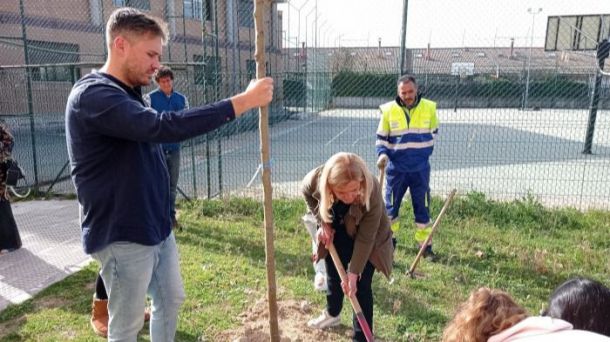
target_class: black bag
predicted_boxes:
[5,159,25,187]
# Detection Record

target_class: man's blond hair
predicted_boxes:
[106,7,168,49]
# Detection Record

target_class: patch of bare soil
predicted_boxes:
[217,299,353,342]
[0,315,26,339]
[35,296,71,310]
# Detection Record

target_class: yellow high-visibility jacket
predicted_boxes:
[376,98,438,172]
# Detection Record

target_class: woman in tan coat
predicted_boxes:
[301,152,393,342]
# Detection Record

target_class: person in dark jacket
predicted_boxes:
[0,119,22,254]
[65,7,273,341]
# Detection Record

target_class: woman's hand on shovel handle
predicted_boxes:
[317,222,334,247]
[342,272,359,297]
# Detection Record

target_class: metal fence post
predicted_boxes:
[19,0,39,194]
[206,134,211,199]
[399,0,409,75]
[213,0,222,196]
[583,39,609,154]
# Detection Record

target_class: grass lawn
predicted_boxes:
[1,193,609,341]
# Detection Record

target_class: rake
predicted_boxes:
[407,189,457,279]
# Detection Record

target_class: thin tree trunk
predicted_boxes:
[253,1,280,341]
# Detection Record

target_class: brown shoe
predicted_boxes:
[90,298,108,337]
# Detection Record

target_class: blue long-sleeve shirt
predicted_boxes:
[65,72,235,254]
[144,89,190,152]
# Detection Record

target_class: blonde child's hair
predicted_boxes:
[442,287,528,342]
[318,152,373,223]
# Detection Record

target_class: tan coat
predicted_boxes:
[301,166,394,279]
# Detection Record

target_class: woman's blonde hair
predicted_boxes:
[318,152,374,223]
[442,287,529,342]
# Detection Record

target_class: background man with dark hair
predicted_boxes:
[144,66,188,230]
[66,7,273,340]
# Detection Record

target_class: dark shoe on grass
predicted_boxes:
[423,245,438,262]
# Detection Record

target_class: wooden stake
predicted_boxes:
[254,0,279,340]
[378,164,386,191]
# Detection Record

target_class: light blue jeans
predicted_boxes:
[93,233,185,342]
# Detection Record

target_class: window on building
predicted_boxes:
[113,0,151,11]
[184,0,211,21]
[238,0,254,28]
[27,40,80,82]
[193,54,220,86]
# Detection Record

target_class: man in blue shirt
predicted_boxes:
[144,66,188,230]
[65,8,273,341]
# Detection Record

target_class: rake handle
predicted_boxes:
[408,189,457,277]
[378,164,386,189]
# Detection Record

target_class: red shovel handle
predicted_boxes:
[327,243,375,342]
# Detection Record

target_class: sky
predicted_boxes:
[278,0,610,49]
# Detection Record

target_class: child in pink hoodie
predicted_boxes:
[488,316,609,341]
[442,287,610,342]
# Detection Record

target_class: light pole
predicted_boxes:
[524,7,542,110]
[284,35,298,71]
[286,0,313,75]
[314,0,318,52]
[304,7,317,113]
[287,0,312,62]
[321,25,332,48]
[399,0,409,75]
[312,18,326,111]
[318,26,334,57]
[316,19,327,48]
[335,34,343,48]
[305,6,316,50]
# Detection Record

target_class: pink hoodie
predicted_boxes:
[488,317,610,342]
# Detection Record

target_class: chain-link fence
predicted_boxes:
[1,1,609,209]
